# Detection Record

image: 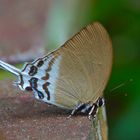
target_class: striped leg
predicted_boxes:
[68,97,105,119]
[88,97,105,119]
[68,103,86,118]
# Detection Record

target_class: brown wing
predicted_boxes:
[28,22,112,109]
[0,22,112,110]
[48,22,113,109]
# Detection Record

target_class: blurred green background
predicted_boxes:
[0,0,140,140]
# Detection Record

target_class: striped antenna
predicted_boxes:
[110,79,133,93]
[0,60,21,76]
[108,79,133,97]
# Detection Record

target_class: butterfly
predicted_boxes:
[0,22,113,119]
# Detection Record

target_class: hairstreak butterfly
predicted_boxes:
[0,22,113,119]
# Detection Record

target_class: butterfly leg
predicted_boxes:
[88,104,98,119]
[68,97,105,119]
[68,103,86,118]
[88,97,105,119]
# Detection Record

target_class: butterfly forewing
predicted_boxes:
[19,22,112,110]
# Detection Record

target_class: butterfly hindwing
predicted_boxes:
[18,22,112,110]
